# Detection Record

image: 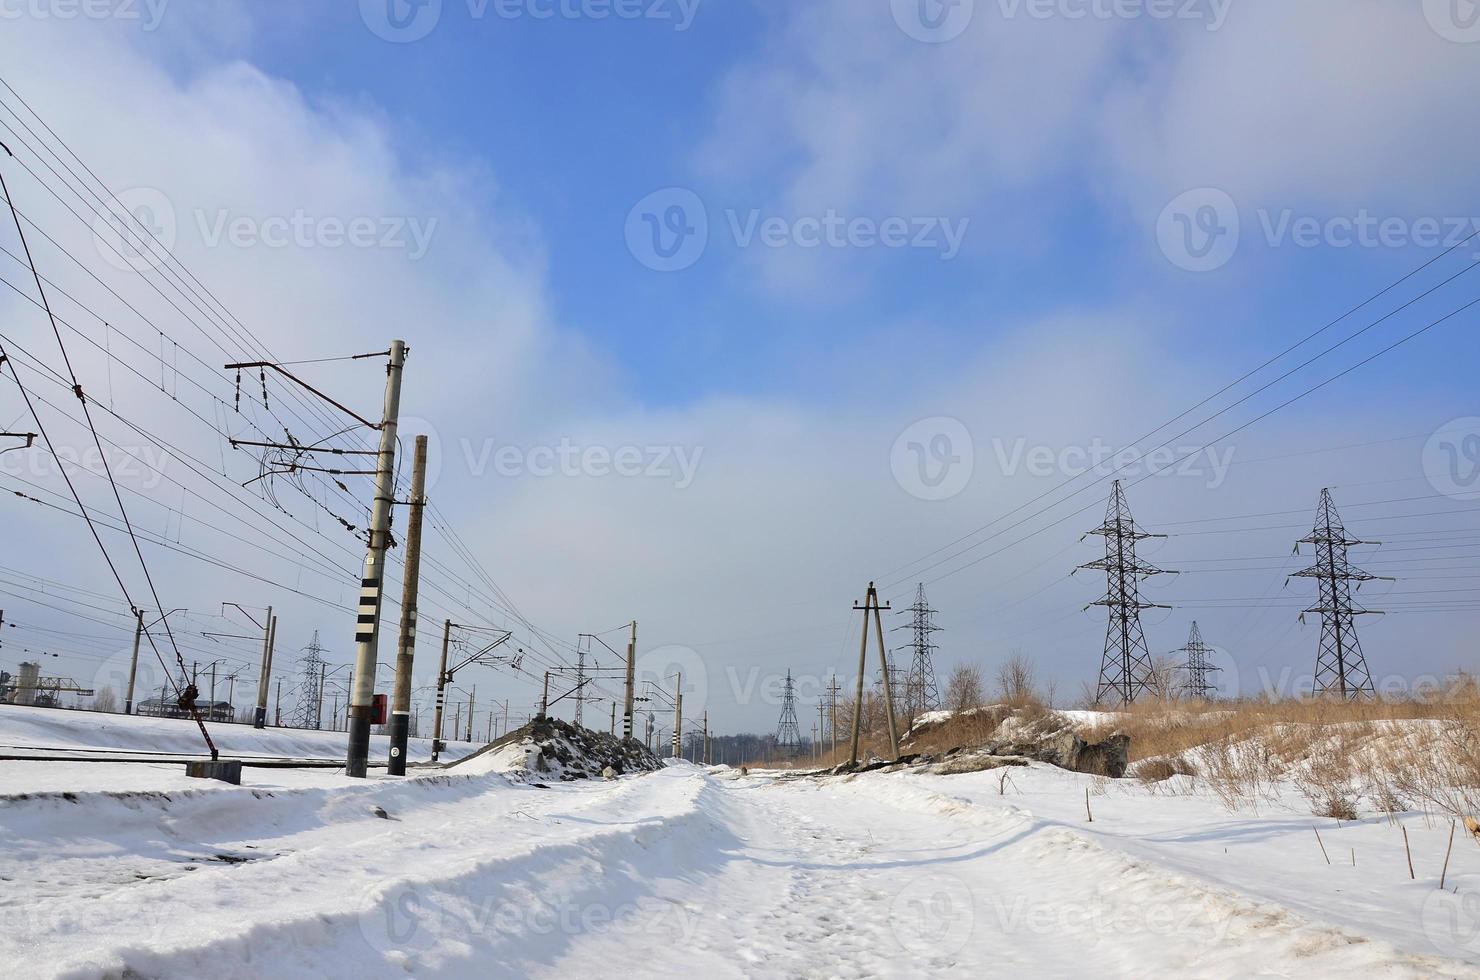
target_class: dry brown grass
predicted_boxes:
[1108,681,1480,817]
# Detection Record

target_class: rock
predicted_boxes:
[933,754,1030,776]
[602,766,616,780]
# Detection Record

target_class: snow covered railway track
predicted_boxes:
[2,768,713,979]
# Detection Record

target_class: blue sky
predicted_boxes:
[0,1,1478,735]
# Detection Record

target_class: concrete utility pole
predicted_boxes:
[346,339,406,779]
[388,434,429,776]
[274,679,281,726]
[610,701,616,735]
[465,685,475,742]
[702,710,709,764]
[622,620,637,740]
[539,671,551,719]
[672,672,683,759]
[253,607,276,729]
[124,608,143,714]
[431,619,452,762]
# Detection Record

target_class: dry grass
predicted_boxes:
[1109,680,1480,817]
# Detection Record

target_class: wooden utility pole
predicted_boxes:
[124,609,143,714]
[253,607,277,729]
[430,619,452,761]
[345,339,407,778]
[388,434,429,776]
[817,702,826,763]
[849,583,898,765]
[623,620,637,741]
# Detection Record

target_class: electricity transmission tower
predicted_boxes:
[776,670,802,756]
[289,632,328,729]
[1172,621,1222,701]
[895,583,942,719]
[1293,488,1388,700]
[1080,481,1174,706]
[574,635,589,727]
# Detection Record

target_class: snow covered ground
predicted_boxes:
[5,711,1480,979]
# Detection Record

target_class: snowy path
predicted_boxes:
[4,762,1477,978]
[553,770,1473,978]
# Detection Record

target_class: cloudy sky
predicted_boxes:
[0,0,1478,739]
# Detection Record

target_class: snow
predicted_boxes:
[0,702,475,764]
[4,705,1480,977]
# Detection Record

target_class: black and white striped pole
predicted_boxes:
[345,340,405,778]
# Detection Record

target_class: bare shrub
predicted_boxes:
[945,664,984,714]
[995,652,1040,708]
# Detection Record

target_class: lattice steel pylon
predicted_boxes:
[1080,481,1174,706]
[894,583,943,720]
[1172,621,1222,701]
[776,670,803,756]
[288,631,328,729]
[1292,488,1388,700]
